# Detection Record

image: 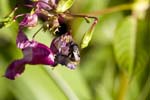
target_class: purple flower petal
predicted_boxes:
[25,40,56,65]
[5,29,56,80]
[5,41,56,80]
[19,14,38,27]
[36,0,53,11]
[16,29,30,49]
[5,59,27,80]
[16,28,55,65]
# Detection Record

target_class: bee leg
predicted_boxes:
[32,26,43,39]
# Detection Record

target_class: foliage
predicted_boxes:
[0,0,150,100]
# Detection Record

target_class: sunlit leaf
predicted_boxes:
[56,0,74,13]
[114,16,149,76]
[113,16,137,74]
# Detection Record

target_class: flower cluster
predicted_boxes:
[4,0,80,80]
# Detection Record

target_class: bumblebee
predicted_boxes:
[50,33,80,69]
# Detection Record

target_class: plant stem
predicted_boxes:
[43,66,79,100]
[80,3,133,16]
[117,71,129,100]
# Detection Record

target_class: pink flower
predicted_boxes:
[5,29,56,80]
[4,0,80,80]
[19,14,38,27]
[36,0,58,11]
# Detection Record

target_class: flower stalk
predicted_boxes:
[80,3,133,16]
[117,71,129,100]
[43,66,79,100]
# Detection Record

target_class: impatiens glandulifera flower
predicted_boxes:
[19,13,38,28]
[5,29,56,80]
[16,28,29,49]
[2,0,98,80]
[50,32,80,69]
[36,0,58,11]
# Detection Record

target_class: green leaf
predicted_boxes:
[56,0,74,13]
[113,16,137,74]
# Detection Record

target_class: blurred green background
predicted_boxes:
[0,0,150,100]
